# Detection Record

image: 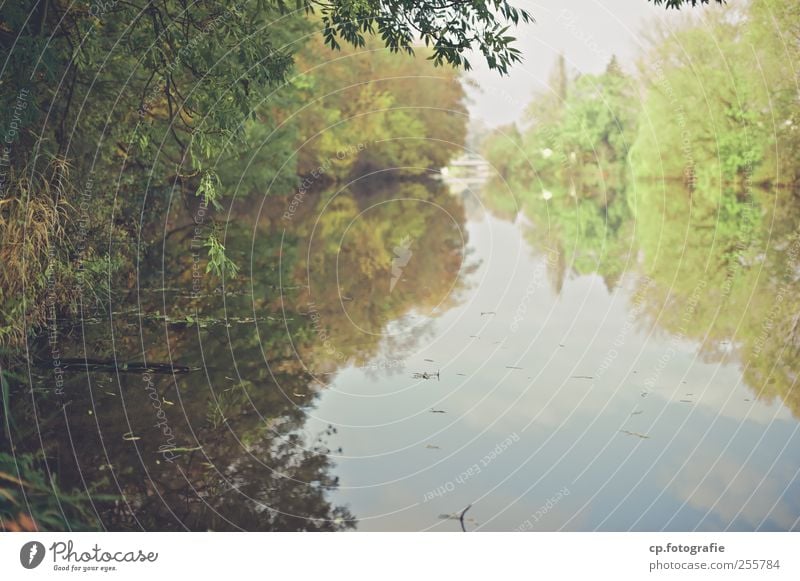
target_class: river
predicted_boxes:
[20,168,800,531]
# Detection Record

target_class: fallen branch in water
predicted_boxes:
[48,358,194,374]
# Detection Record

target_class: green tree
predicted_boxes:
[649,0,724,7]
[484,55,639,188]
[557,61,639,184]
[0,0,518,343]
[629,0,800,187]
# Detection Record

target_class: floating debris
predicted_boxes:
[480,311,496,316]
[505,366,523,370]
[161,446,203,453]
[630,410,644,416]
[438,509,477,530]
[56,358,192,374]
[459,504,473,532]
[679,399,693,403]
[424,358,435,362]
[456,373,467,377]
[413,371,440,380]
[620,429,649,439]
[430,409,447,414]
[425,444,441,449]
[122,432,141,441]
[571,375,593,380]
[292,392,305,397]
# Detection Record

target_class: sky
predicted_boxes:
[465,0,709,127]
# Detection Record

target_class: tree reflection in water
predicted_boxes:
[9,176,469,531]
[482,178,800,418]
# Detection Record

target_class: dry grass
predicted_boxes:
[0,157,76,346]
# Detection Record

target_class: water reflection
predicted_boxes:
[10,175,468,530]
[304,177,799,531]
[483,180,800,419]
[8,172,800,531]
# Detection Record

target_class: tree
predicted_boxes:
[629,0,799,186]
[0,0,500,342]
[549,53,568,105]
[485,54,639,188]
[649,0,725,7]
[310,0,530,74]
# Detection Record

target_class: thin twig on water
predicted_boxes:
[459,504,473,532]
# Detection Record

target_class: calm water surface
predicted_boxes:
[24,172,800,531]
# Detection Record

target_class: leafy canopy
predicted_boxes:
[306,0,531,73]
[649,0,725,7]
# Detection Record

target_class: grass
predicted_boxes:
[0,157,75,346]
[0,452,104,532]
